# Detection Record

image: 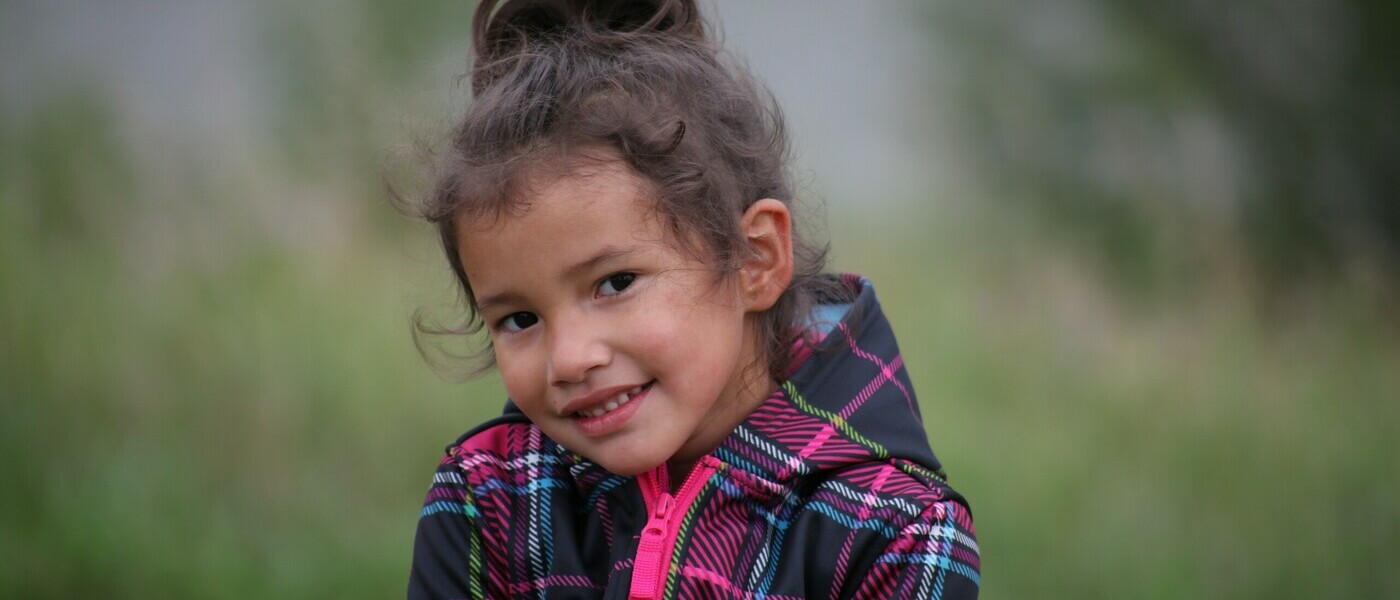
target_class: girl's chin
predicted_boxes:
[588,451,669,477]
[568,440,674,476]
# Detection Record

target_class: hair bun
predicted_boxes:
[472,0,705,69]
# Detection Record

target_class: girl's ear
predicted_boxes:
[738,199,795,312]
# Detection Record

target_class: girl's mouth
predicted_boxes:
[574,381,652,418]
[573,381,653,436]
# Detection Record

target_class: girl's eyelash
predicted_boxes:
[597,272,637,297]
[497,312,538,333]
[493,274,636,332]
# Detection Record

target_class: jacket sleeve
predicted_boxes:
[845,498,980,600]
[407,455,485,600]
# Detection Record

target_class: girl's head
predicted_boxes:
[418,0,831,474]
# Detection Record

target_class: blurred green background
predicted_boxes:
[3,1,1397,598]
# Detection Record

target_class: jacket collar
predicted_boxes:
[712,274,943,486]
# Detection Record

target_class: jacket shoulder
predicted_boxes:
[408,417,564,600]
[814,460,980,599]
[440,415,561,482]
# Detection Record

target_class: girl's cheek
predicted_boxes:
[625,319,675,358]
[496,351,543,403]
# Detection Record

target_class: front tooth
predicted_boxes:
[604,400,619,411]
[589,407,606,418]
[617,394,631,406]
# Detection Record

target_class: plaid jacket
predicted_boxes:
[409,275,980,599]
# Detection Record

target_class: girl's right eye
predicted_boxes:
[499,312,539,333]
[597,272,637,297]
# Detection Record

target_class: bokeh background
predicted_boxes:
[3,0,1397,597]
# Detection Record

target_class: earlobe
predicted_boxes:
[738,199,795,312]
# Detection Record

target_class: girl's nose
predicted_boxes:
[546,319,612,386]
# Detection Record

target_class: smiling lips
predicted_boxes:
[575,383,650,418]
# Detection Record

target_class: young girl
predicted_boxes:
[407,1,979,598]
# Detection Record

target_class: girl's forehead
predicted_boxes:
[462,159,662,234]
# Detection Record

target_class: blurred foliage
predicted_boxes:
[2,1,1398,598]
[832,203,1400,599]
[923,0,1400,292]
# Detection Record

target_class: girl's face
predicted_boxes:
[456,160,773,476]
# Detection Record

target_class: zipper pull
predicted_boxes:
[630,492,673,600]
[652,493,674,520]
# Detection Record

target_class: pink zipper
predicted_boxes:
[628,457,718,600]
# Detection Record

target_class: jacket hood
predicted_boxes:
[713,274,945,485]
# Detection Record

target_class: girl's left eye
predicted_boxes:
[499,312,539,333]
[597,272,637,297]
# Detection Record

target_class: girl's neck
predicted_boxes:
[662,375,777,492]
[666,461,695,492]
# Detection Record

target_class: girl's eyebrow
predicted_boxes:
[475,290,524,313]
[564,245,638,280]
[476,246,639,312]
